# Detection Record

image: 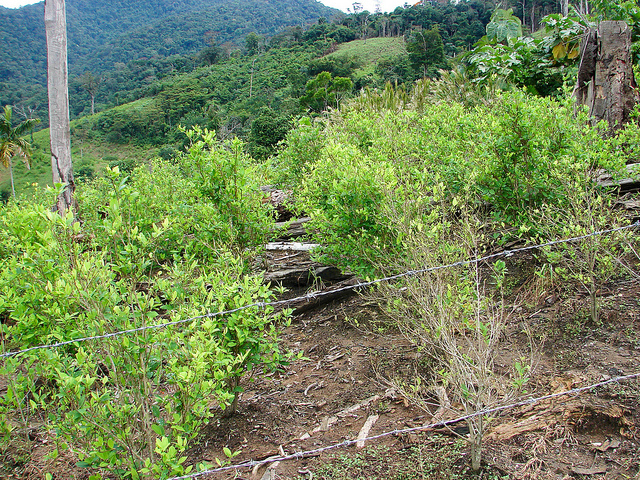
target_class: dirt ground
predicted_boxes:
[7,245,640,480]
[191,246,640,480]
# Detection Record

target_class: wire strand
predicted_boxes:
[2,221,637,359]
[166,371,640,479]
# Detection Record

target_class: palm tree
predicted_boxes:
[0,106,40,199]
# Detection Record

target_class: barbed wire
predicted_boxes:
[1,221,638,360]
[166,371,640,479]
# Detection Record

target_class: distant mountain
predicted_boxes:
[0,0,340,113]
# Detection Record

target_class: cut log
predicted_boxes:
[273,217,311,241]
[597,164,640,193]
[313,415,338,433]
[260,461,280,480]
[338,395,380,417]
[261,187,296,222]
[616,197,640,211]
[265,242,319,252]
[571,465,607,476]
[575,21,639,132]
[356,415,379,448]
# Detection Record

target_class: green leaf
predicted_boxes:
[486,8,523,43]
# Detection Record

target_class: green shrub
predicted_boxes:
[178,127,274,255]
[284,85,626,275]
[78,129,274,265]
[248,109,292,160]
[300,142,400,276]
[0,240,290,478]
[272,116,325,189]
[476,93,586,223]
[0,129,289,478]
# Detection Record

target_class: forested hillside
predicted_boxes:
[0,0,340,122]
[0,0,501,198]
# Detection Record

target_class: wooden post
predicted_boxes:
[575,21,640,133]
[45,0,75,214]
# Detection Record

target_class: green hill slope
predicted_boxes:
[0,35,421,198]
[0,118,157,201]
[0,40,323,198]
[0,0,340,124]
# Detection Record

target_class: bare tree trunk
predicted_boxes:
[575,21,639,133]
[250,57,258,98]
[9,158,15,199]
[470,427,483,471]
[45,0,75,214]
[531,3,535,32]
[578,0,590,15]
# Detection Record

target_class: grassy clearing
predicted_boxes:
[328,37,406,65]
[327,37,407,77]
[0,125,157,198]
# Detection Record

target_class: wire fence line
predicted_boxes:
[166,371,640,480]
[1,221,638,360]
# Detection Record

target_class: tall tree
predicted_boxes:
[300,71,354,112]
[45,0,74,214]
[406,26,449,78]
[245,32,262,55]
[0,106,39,199]
[12,104,40,142]
[79,71,100,115]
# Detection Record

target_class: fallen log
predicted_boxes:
[597,164,640,193]
[616,198,640,211]
[283,277,361,316]
[264,264,347,288]
[486,397,634,442]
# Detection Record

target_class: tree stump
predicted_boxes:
[574,21,639,132]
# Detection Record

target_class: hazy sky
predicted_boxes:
[0,0,410,13]
[319,0,409,13]
[0,0,36,7]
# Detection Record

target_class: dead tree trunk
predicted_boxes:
[45,0,75,214]
[574,21,639,133]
